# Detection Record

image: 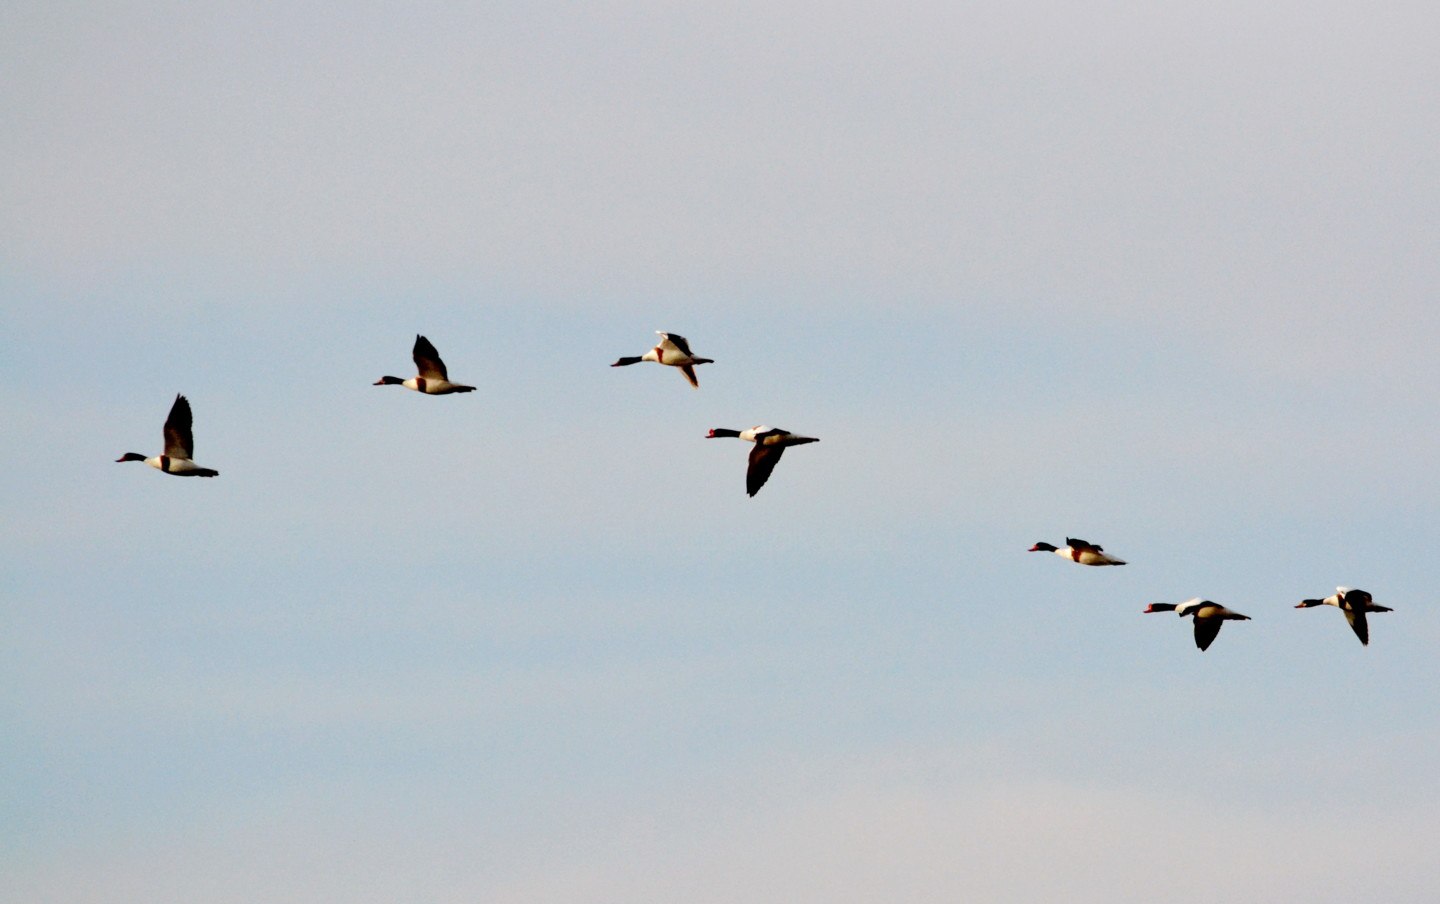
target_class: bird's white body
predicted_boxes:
[1171,597,1241,621]
[1059,546,1124,566]
[740,425,817,445]
[141,455,212,475]
[397,376,471,395]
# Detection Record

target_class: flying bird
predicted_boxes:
[374,335,476,394]
[706,426,819,496]
[612,331,714,388]
[1296,587,1393,646]
[1144,598,1251,651]
[1028,538,1127,566]
[115,394,219,477]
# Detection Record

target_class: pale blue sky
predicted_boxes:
[4,2,1440,901]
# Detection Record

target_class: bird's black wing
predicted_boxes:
[413,335,450,380]
[1344,607,1370,646]
[746,443,785,497]
[163,394,195,458]
[1193,617,1222,652]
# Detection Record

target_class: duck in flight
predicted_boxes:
[1296,587,1393,646]
[374,335,476,394]
[116,394,219,477]
[612,331,713,388]
[1028,538,1126,566]
[1144,598,1251,651]
[706,426,819,496]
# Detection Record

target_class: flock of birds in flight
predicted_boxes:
[116,331,1392,652]
[115,331,817,498]
[1027,538,1393,650]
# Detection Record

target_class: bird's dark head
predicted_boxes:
[1295,598,1324,608]
[707,428,740,439]
[1028,542,1057,552]
[116,452,147,463]
[1143,603,1177,613]
[374,376,404,386]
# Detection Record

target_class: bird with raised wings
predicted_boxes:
[116,394,220,477]
[374,335,476,394]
